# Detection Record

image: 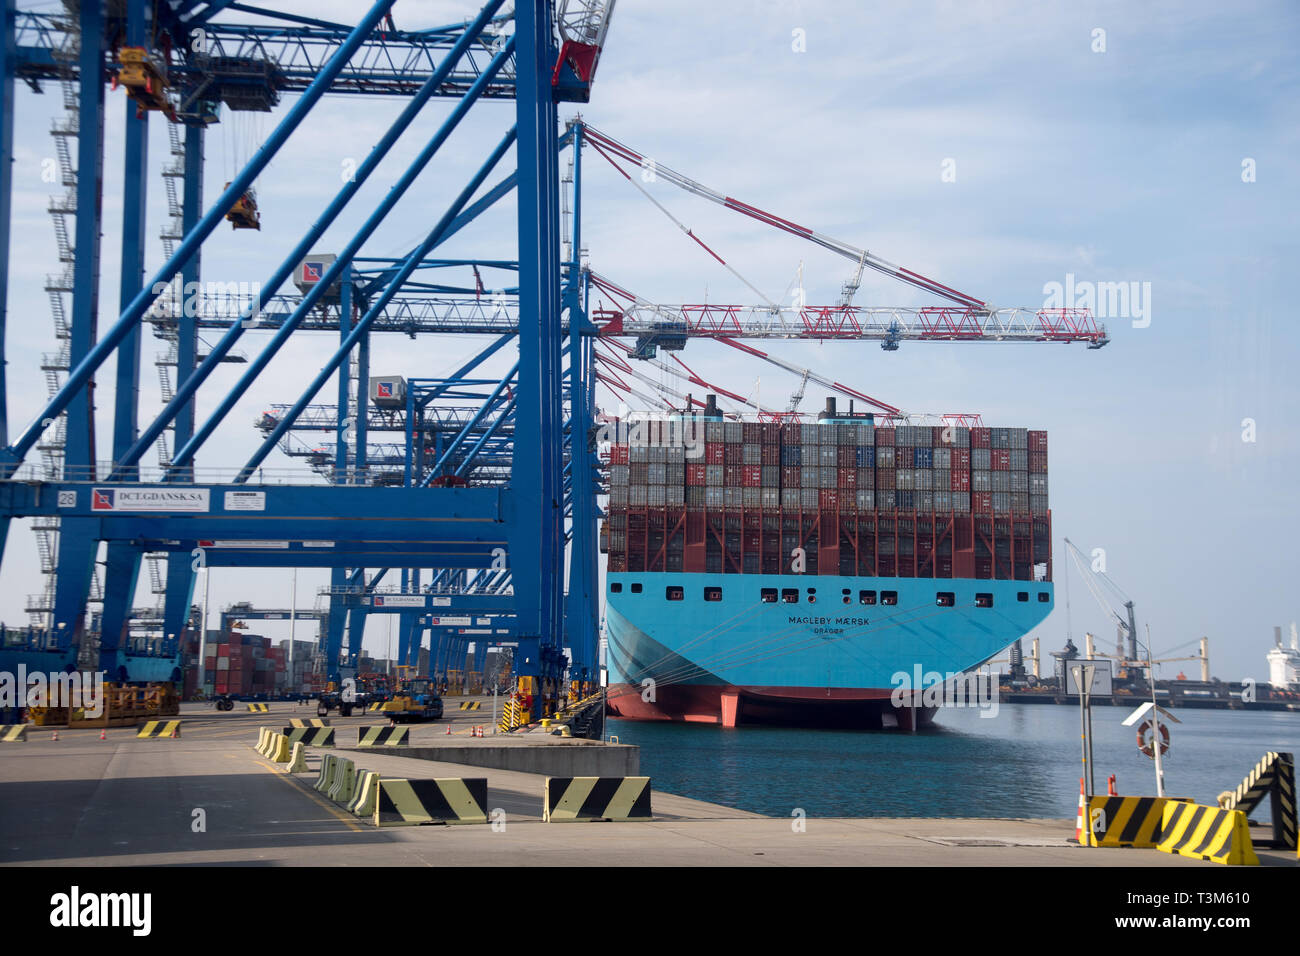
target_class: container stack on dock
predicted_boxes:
[605,409,1050,581]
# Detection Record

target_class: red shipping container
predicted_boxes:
[742,465,762,487]
[838,467,856,489]
[932,426,950,445]
[991,449,1011,471]
[972,492,993,513]
[875,428,895,446]
[724,465,743,486]
[971,427,991,448]
[218,646,230,657]
[743,423,762,443]
[954,448,971,469]
[950,471,970,491]
[609,444,629,464]
[705,443,724,464]
[819,488,839,510]
[1029,451,1048,474]
[724,444,743,465]
[781,466,801,487]
[686,463,707,485]
[761,444,780,466]
[1028,430,1048,452]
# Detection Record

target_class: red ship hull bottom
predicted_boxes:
[606,683,937,730]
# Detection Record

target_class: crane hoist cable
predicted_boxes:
[585,135,779,309]
[584,124,988,310]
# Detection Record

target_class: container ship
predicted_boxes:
[601,397,1054,729]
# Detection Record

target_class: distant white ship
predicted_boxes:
[1266,623,1300,691]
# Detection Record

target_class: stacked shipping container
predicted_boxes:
[605,419,1050,581]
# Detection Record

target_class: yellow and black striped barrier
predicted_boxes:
[543,776,652,822]
[246,703,269,713]
[1222,751,1296,850]
[349,771,382,817]
[327,758,357,805]
[1156,802,1258,865]
[289,718,330,729]
[285,741,308,773]
[373,778,488,826]
[314,753,339,794]
[366,702,384,712]
[356,726,409,748]
[458,701,481,711]
[137,720,182,738]
[1085,796,1187,848]
[0,725,28,742]
[283,727,335,747]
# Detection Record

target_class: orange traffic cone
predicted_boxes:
[1107,774,1118,796]
[171,724,180,738]
[51,730,59,742]
[99,729,106,740]
[1074,778,1086,844]
[446,723,452,735]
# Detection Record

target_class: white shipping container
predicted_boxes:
[1012,472,1028,493]
[609,486,628,507]
[706,422,724,442]
[761,487,781,508]
[609,465,628,486]
[667,445,685,464]
[742,487,762,508]
[667,486,685,507]
[724,422,743,443]
[630,444,649,463]
[896,468,915,490]
[972,470,991,491]
[933,447,952,469]
[876,446,895,468]
[801,487,820,509]
[856,489,875,510]
[630,486,648,507]
[647,463,667,484]
[1030,493,1049,514]
[972,448,991,470]
[1029,474,1048,496]
[802,468,819,488]
[649,446,667,463]
[820,466,837,488]
[706,465,724,486]
[647,485,666,507]
[992,492,1011,514]
[781,487,801,509]
[743,445,762,465]
[705,487,725,508]
[991,471,1012,492]
[819,445,838,465]
[725,487,743,508]
[953,492,970,513]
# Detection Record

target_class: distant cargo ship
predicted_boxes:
[602,398,1053,728]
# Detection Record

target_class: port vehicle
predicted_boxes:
[378,667,445,722]
[316,673,392,718]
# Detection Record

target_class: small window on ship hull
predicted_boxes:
[666,586,683,601]
[936,592,955,607]
[760,588,777,603]
[975,593,993,608]
[882,591,898,606]
[859,590,877,605]
[610,583,622,593]
[781,589,799,604]
[704,587,722,602]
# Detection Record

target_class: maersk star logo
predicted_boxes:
[91,489,114,510]
[303,262,323,282]
[377,382,393,398]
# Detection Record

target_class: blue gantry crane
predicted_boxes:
[0,0,614,720]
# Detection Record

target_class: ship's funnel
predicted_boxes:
[1276,626,1284,648]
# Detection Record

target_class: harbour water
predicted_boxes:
[611,704,1300,820]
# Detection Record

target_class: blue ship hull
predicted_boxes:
[605,572,1052,728]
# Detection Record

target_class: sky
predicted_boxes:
[1,0,1297,682]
